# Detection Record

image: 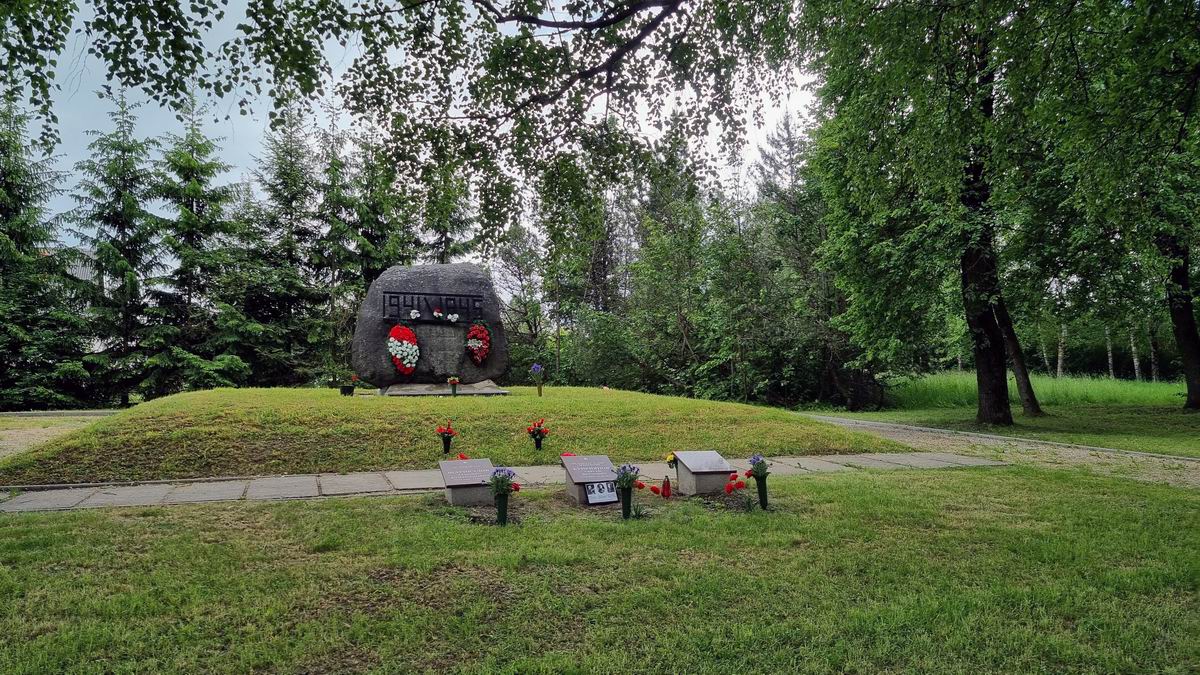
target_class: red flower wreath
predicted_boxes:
[386,325,419,376]
[465,321,491,366]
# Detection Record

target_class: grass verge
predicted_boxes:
[0,387,902,485]
[833,405,1200,457]
[0,467,1196,673]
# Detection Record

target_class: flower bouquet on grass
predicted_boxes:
[447,375,460,396]
[614,463,641,520]
[530,363,545,396]
[665,452,677,469]
[747,454,770,509]
[488,467,520,526]
[724,474,753,511]
[436,420,458,454]
[527,418,550,450]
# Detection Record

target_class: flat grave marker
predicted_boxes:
[561,455,618,505]
[673,450,734,495]
[439,458,495,506]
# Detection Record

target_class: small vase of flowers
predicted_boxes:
[436,420,457,454]
[614,463,641,520]
[527,418,549,450]
[747,453,769,509]
[488,467,520,526]
[340,374,358,397]
[447,375,460,396]
[530,363,545,397]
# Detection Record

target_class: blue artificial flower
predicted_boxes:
[749,453,766,466]
[530,363,544,374]
[491,467,517,480]
[617,463,640,477]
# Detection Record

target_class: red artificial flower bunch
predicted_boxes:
[350,374,359,382]
[724,473,748,495]
[560,452,575,457]
[465,322,492,366]
[512,482,522,492]
[644,479,671,499]
[455,452,470,460]
[435,420,458,439]
[527,418,550,441]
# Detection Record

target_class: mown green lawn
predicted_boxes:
[0,467,1195,673]
[834,405,1199,457]
[0,387,902,485]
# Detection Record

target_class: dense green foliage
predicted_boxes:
[0,387,899,485]
[1,467,1197,671]
[2,1,1199,421]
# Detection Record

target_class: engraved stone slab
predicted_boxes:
[561,455,617,505]
[439,458,495,506]
[673,450,733,496]
[673,451,732,474]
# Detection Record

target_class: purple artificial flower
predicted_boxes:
[749,453,766,467]
[531,363,544,374]
[491,467,517,480]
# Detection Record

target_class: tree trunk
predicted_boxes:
[1104,326,1115,378]
[1148,322,1161,382]
[1128,328,1142,381]
[1039,337,1051,373]
[961,246,1013,425]
[956,354,963,372]
[1056,324,1067,378]
[993,299,1042,416]
[958,32,1012,426]
[1158,234,1200,408]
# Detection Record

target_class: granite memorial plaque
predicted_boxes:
[439,458,495,506]
[352,263,509,389]
[673,450,733,496]
[561,455,618,505]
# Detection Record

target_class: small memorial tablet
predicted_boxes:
[584,480,618,505]
[672,450,733,496]
[561,455,617,505]
[438,458,495,506]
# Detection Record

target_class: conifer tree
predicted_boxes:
[0,98,90,409]
[142,99,248,396]
[67,94,160,406]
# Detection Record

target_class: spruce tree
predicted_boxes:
[0,99,91,410]
[67,94,160,406]
[313,120,360,382]
[422,162,476,264]
[354,132,419,285]
[143,99,248,397]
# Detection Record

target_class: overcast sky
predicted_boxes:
[43,3,813,225]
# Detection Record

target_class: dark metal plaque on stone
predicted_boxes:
[439,459,495,487]
[673,450,732,474]
[561,455,616,484]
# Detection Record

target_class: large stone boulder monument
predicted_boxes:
[352,263,509,393]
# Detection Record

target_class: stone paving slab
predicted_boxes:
[384,469,443,491]
[862,453,962,469]
[78,483,175,509]
[917,452,1007,467]
[776,457,855,473]
[727,458,811,476]
[320,472,392,495]
[511,465,563,485]
[0,452,1002,513]
[165,480,248,504]
[822,454,910,470]
[246,475,320,500]
[0,487,98,512]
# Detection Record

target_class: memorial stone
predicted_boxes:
[672,450,734,495]
[561,455,618,505]
[439,458,495,506]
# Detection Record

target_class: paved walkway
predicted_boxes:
[0,452,1003,513]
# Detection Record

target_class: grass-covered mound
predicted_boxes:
[0,387,902,485]
[0,468,1195,672]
